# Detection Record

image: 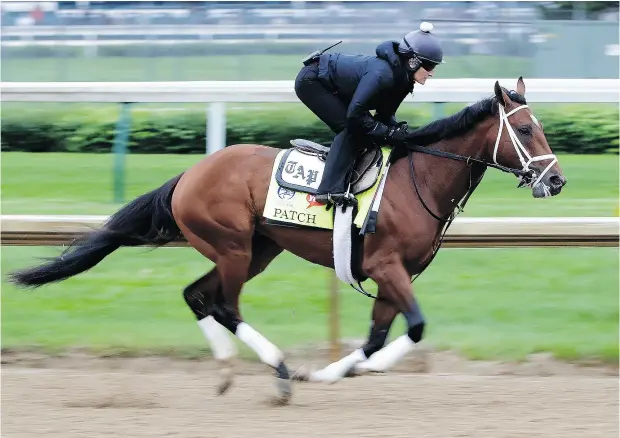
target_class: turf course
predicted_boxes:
[1,152,618,363]
[3,246,618,363]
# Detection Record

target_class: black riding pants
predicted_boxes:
[294,63,370,194]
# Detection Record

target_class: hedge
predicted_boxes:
[1,105,618,155]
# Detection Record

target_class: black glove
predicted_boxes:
[386,122,410,146]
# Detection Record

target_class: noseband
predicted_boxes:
[493,104,557,190]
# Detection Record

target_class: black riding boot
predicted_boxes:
[316,130,358,205]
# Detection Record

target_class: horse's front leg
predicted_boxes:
[350,298,400,375]
[294,291,399,383]
[352,261,423,374]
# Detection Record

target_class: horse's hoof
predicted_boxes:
[271,377,292,406]
[344,365,360,378]
[216,378,232,395]
[291,365,312,382]
[216,364,234,396]
[270,392,292,407]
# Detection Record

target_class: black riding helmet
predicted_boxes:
[397,22,444,73]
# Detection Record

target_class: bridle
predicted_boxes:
[493,104,557,194]
[408,100,559,222]
[403,99,557,284]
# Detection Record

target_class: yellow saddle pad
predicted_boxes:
[263,147,391,230]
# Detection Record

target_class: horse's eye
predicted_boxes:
[518,125,532,135]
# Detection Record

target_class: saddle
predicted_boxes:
[274,138,383,196]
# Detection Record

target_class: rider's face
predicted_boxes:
[413,66,433,85]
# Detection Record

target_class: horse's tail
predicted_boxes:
[8,173,184,289]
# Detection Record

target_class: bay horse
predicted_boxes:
[9,78,566,405]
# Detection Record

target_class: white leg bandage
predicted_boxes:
[198,316,237,361]
[236,322,283,368]
[309,349,366,383]
[355,335,415,373]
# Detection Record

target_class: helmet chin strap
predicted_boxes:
[493,104,557,188]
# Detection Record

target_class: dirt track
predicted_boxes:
[2,353,618,438]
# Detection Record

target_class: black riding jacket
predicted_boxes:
[317,40,413,141]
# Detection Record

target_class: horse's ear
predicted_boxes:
[494,81,508,107]
[517,76,526,96]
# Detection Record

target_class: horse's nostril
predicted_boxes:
[549,175,565,187]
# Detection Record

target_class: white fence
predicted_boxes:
[3,79,619,155]
[3,79,619,103]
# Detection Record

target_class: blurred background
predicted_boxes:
[1,4,618,432]
[2,1,618,162]
[1,0,619,81]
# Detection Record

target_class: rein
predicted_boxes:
[406,141,529,226]
[406,145,487,284]
[407,144,530,179]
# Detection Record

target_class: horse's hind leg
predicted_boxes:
[212,235,292,404]
[183,231,289,402]
[183,269,237,395]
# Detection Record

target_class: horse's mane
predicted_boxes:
[406,88,527,146]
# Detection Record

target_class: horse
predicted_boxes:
[8,77,566,405]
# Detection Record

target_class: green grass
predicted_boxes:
[1,152,618,216]
[1,54,532,82]
[2,246,618,363]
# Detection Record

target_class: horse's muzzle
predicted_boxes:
[549,174,567,194]
[532,172,566,198]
